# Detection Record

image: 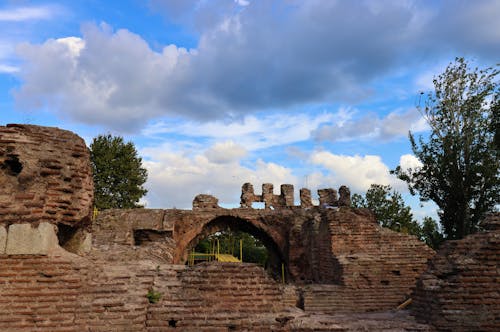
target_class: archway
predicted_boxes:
[182,216,287,281]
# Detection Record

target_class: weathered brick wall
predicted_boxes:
[0,254,294,331]
[0,255,82,331]
[411,213,500,331]
[148,262,290,331]
[0,124,93,227]
[288,208,435,313]
[94,206,434,314]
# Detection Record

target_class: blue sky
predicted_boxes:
[1,0,499,218]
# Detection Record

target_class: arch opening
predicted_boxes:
[184,216,286,281]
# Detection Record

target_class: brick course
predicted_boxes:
[411,213,500,331]
[0,124,93,228]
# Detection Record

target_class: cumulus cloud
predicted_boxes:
[204,140,247,164]
[399,154,423,171]
[312,108,428,142]
[12,0,500,131]
[309,151,406,193]
[141,141,296,208]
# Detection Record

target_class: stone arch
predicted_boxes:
[180,215,287,278]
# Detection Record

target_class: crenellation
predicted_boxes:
[280,184,294,207]
[299,188,313,208]
[318,188,338,207]
[239,182,350,210]
[1,124,496,331]
[338,185,351,207]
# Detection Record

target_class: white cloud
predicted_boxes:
[399,154,423,170]
[56,37,85,57]
[0,6,54,22]
[143,111,335,150]
[141,142,296,208]
[0,64,18,73]
[204,140,247,164]
[313,108,427,142]
[14,23,196,131]
[309,151,406,193]
[9,1,500,131]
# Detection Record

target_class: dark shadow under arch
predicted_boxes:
[183,215,287,280]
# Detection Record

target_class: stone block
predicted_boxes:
[338,186,351,207]
[280,184,294,207]
[192,194,219,210]
[318,188,338,207]
[5,222,59,254]
[0,225,6,254]
[300,188,313,208]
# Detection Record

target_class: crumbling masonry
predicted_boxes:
[0,124,498,331]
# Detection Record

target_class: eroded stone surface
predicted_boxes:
[5,222,59,254]
[0,225,6,254]
[0,124,93,227]
[192,194,219,209]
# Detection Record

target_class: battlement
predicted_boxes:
[240,183,351,209]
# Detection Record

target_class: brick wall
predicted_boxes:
[0,124,93,227]
[0,255,293,331]
[411,213,500,331]
[289,208,435,313]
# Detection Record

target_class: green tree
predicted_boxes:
[352,184,443,249]
[352,184,421,236]
[393,58,499,239]
[90,134,148,209]
[421,217,444,249]
[195,230,268,266]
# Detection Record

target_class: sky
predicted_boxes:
[1,0,499,219]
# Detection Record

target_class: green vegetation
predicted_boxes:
[195,230,268,266]
[146,288,162,304]
[393,57,499,240]
[352,184,443,249]
[90,134,148,209]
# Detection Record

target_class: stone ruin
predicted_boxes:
[0,124,93,255]
[0,124,498,331]
[239,182,351,209]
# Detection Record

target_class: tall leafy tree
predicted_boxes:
[393,58,499,239]
[420,216,445,249]
[352,184,443,248]
[90,134,148,209]
[352,184,422,236]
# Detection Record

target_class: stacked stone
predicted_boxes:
[318,188,338,207]
[338,185,351,207]
[240,182,261,208]
[411,213,500,331]
[280,184,294,207]
[0,124,93,227]
[192,194,219,210]
[299,188,313,208]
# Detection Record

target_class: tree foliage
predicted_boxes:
[195,230,268,266]
[421,216,445,249]
[352,184,421,236]
[393,58,499,239]
[90,134,148,209]
[352,184,443,249]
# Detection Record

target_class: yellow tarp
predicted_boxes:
[216,254,241,262]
